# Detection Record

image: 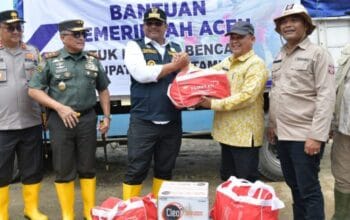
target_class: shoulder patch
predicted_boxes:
[328,64,335,75]
[87,51,99,59]
[43,51,60,59]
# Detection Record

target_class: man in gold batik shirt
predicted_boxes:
[199,21,268,182]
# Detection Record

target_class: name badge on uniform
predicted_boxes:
[25,53,35,61]
[52,58,64,63]
[55,61,68,73]
[86,56,98,71]
[85,62,98,71]
[55,63,65,69]
[55,68,68,73]
[0,71,6,82]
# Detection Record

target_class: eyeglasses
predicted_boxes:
[63,31,87,39]
[1,24,23,33]
[145,20,163,27]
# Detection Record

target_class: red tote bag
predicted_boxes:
[211,176,285,220]
[91,194,157,220]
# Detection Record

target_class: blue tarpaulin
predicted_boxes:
[13,0,350,18]
[302,0,350,17]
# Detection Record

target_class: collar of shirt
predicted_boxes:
[61,48,86,60]
[282,37,311,54]
[4,46,22,56]
[342,44,350,56]
[338,44,350,65]
[229,50,255,63]
[144,36,170,59]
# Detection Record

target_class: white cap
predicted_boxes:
[274,4,316,35]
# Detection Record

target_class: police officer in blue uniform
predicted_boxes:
[28,20,111,220]
[0,10,48,220]
[123,7,189,200]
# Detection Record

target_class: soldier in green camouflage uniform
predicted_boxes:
[28,19,111,220]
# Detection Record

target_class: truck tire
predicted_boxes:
[258,138,284,181]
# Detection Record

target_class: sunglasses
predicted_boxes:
[1,24,23,33]
[63,31,87,39]
[145,20,164,27]
[230,34,248,40]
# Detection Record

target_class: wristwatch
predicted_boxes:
[103,115,112,121]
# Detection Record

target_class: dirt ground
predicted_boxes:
[8,138,334,220]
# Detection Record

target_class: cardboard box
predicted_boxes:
[158,181,209,220]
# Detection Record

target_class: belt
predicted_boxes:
[75,108,94,117]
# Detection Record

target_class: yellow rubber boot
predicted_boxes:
[0,185,9,220]
[55,182,75,220]
[80,178,96,220]
[122,183,142,200]
[152,178,166,199]
[22,183,48,220]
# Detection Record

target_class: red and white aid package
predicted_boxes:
[91,193,157,220]
[167,68,230,108]
[211,176,285,220]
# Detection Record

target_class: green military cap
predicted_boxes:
[143,7,167,23]
[58,19,87,32]
[0,10,24,24]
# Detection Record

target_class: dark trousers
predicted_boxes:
[0,125,43,186]
[277,140,325,220]
[220,143,260,182]
[47,110,97,182]
[124,116,182,184]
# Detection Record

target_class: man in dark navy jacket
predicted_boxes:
[123,7,189,199]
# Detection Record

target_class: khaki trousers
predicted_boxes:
[331,131,350,193]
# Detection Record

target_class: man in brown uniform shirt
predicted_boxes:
[268,4,335,220]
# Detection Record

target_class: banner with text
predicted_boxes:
[22,0,299,96]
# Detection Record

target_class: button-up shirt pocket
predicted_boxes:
[289,59,314,91]
[84,70,97,88]
[271,62,282,88]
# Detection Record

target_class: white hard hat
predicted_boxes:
[274,4,316,35]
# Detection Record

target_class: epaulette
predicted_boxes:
[22,42,38,50]
[43,51,60,59]
[87,51,100,59]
